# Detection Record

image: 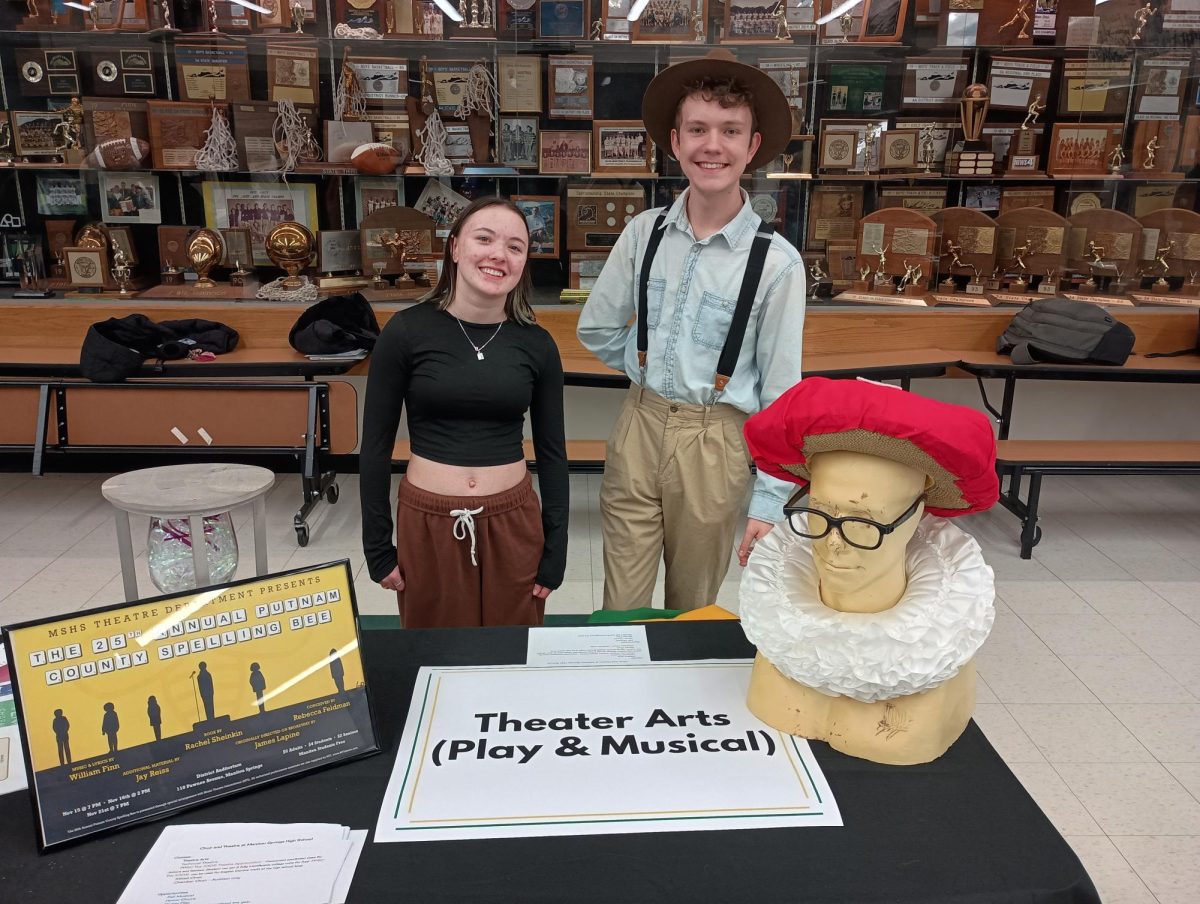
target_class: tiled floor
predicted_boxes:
[2,468,1199,901]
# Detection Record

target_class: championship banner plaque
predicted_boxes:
[2,562,378,851]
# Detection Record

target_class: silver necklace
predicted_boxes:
[453,314,503,361]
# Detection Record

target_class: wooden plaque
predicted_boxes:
[993,207,1069,284]
[566,185,646,252]
[1046,123,1123,177]
[855,209,938,278]
[547,55,594,120]
[1133,55,1190,123]
[1058,57,1132,119]
[1137,209,1200,278]
[880,130,919,171]
[146,101,219,170]
[593,121,653,175]
[267,41,319,106]
[1131,120,1183,174]
[902,57,969,110]
[83,99,150,154]
[931,206,999,284]
[174,40,252,104]
[231,102,319,173]
[1065,208,1143,277]
[986,56,1054,112]
[157,226,194,273]
[359,207,436,277]
[940,0,1034,46]
[568,252,609,290]
[858,0,908,41]
[806,183,864,251]
[86,48,156,98]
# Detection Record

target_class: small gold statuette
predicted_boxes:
[292,0,305,32]
[378,229,424,286]
[1144,135,1159,170]
[999,0,1031,39]
[187,229,224,289]
[53,97,86,164]
[229,260,252,287]
[265,222,315,289]
[1086,240,1106,266]
[1132,3,1155,41]
[840,11,853,42]
[1109,144,1126,174]
[1153,240,1175,287]
[110,244,133,296]
[1021,94,1044,130]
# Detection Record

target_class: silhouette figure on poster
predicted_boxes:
[147,695,162,741]
[197,661,215,721]
[249,662,267,714]
[101,702,120,754]
[52,709,71,765]
[329,649,345,694]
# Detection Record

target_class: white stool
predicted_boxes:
[101,464,276,601]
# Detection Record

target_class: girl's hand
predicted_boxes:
[532,584,551,600]
[380,567,405,592]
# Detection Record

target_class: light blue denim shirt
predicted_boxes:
[578,188,807,523]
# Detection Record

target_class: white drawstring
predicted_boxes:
[450,506,484,566]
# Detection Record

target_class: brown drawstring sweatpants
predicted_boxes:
[395,474,545,628]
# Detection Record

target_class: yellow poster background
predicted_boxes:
[7,563,365,772]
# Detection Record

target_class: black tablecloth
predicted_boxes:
[0,623,1098,903]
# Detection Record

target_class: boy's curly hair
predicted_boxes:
[672,77,757,135]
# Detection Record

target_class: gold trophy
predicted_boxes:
[954,84,992,176]
[265,222,315,290]
[186,229,224,289]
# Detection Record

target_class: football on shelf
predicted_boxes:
[89,137,151,170]
[350,142,402,175]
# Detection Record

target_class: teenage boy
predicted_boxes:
[578,50,807,612]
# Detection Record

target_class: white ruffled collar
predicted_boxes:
[739,517,995,703]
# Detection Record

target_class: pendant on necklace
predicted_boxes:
[476,351,485,361]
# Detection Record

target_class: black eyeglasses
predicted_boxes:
[783,490,924,551]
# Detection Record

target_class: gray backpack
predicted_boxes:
[997,298,1135,366]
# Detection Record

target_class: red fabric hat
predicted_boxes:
[745,377,999,517]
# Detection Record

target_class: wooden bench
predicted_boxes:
[995,440,1200,558]
[392,439,607,470]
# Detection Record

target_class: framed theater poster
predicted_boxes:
[1,562,379,851]
[513,195,561,258]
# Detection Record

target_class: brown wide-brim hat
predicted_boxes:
[641,49,791,173]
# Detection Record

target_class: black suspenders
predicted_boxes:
[636,210,775,403]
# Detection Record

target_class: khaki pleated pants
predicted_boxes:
[599,385,752,611]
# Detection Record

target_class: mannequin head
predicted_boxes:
[804,450,927,613]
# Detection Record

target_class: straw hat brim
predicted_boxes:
[640,51,792,173]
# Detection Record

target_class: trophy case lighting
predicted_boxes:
[0,1,1197,309]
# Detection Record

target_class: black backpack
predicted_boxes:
[997,298,1135,366]
[80,314,240,382]
[288,294,380,355]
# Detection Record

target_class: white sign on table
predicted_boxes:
[375,661,841,842]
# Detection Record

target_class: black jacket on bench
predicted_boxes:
[79,314,240,382]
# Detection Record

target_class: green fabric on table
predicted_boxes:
[587,608,683,625]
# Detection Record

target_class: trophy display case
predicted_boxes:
[0,1,1197,306]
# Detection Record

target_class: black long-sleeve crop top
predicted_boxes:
[360,301,568,588]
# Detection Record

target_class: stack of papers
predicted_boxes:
[118,822,367,904]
